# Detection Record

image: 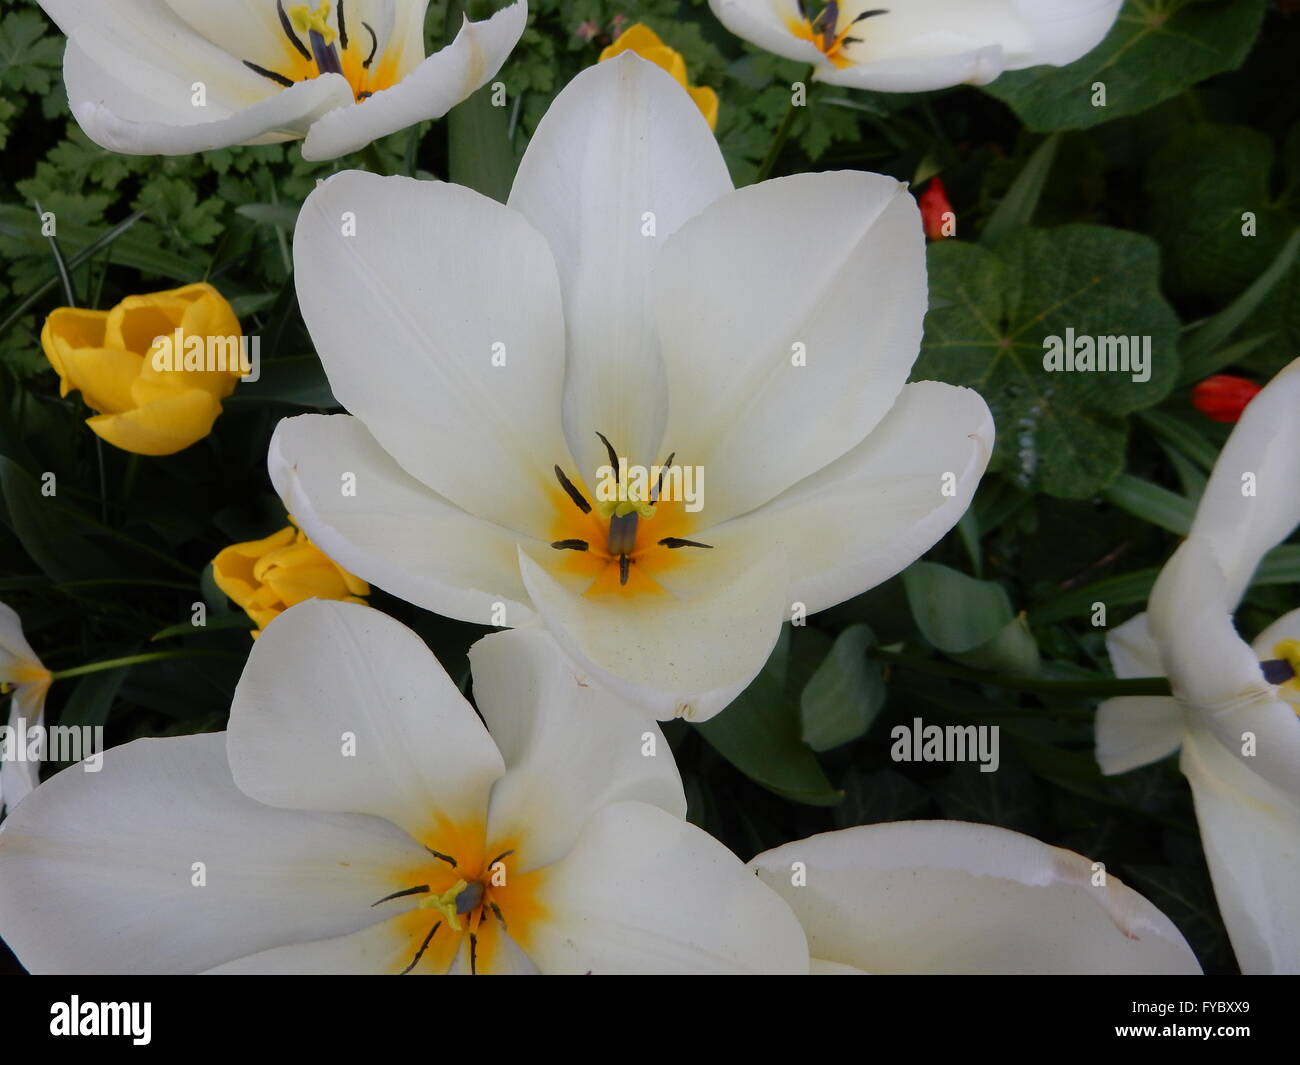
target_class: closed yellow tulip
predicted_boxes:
[41,282,245,456]
[212,520,369,638]
[599,24,719,130]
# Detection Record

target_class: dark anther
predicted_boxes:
[309,28,343,75]
[854,8,889,23]
[487,849,515,869]
[244,60,295,88]
[336,0,349,49]
[278,0,312,59]
[400,921,441,975]
[619,554,631,586]
[1261,658,1296,686]
[469,932,480,975]
[659,537,713,550]
[362,21,379,68]
[357,90,373,100]
[551,539,589,551]
[595,430,620,471]
[555,465,592,514]
[426,847,457,868]
[652,451,676,503]
[608,511,638,556]
[370,883,430,907]
[455,881,486,915]
[489,901,507,929]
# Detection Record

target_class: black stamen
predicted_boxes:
[336,0,349,49]
[309,29,343,75]
[619,555,631,586]
[277,0,312,60]
[487,849,515,870]
[357,90,373,100]
[370,883,430,907]
[470,931,479,975]
[659,537,713,550]
[652,451,676,503]
[555,465,592,514]
[854,8,889,23]
[595,430,620,472]
[362,21,379,68]
[426,847,457,868]
[841,35,863,45]
[489,901,507,929]
[551,539,589,551]
[243,60,295,88]
[400,921,441,975]
[1261,658,1296,685]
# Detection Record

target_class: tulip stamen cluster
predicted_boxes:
[795,2,889,68]
[1264,639,1300,695]
[244,1,385,104]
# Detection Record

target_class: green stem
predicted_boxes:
[50,649,234,681]
[869,648,1172,697]
[753,66,815,184]
[360,142,390,177]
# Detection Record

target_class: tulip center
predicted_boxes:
[243,0,399,103]
[375,824,546,975]
[1263,639,1300,700]
[549,433,712,597]
[788,2,889,68]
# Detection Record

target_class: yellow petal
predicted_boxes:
[87,389,224,456]
[263,560,357,607]
[599,23,666,61]
[41,308,110,393]
[213,526,298,606]
[689,85,719,131]
[47,345,143,415]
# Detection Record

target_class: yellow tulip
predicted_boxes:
[41,282,245,456]
[212,520,369,638]
[599,24,719,130]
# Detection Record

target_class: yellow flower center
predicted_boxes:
[1271,638,1300,697]
[243,0,400,103]
[787,2,889,69]
[378,822,547,975]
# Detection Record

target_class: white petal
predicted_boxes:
[301,2,528,161]
[707,0,829,66]
[1094,696,1184,775]
[817,46,1006,92]
[0,733,428,974]
[227,599,504,839]
[1149,538,1300,794]
[516,543,788,722]
[0,683,49,815]
[0,601,43,680]
[750,822,1200,974]
[508,54,733,484]
[270,413,537,627]
[811,958,868,974]
[655,171,926,521]
[161,0,309,72]
[292,171,568,533]
[1181,727,1300,974]
[1252,608,1300,711]
[701,381,993,616]
[207,918,455,975]
[1012,0,1124,68]
[1105,611,1164,679]
[470,628,685,872]
[1187,357,1300,604]
[522,801,808,974]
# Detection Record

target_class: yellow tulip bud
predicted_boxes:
[40,282,246,456]
[599,24,719,131]
[212,519,370,638]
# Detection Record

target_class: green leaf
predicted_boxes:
[227,355,338,408]
[151,612,254,642]
[58,667,129,730]
[0,457,119,581]
[0,205,197,281]
[981,134,1059,243]
[950,613,1042,675]
[694,627,842,806]
[1102,473,1195,536]
[448,80,519,203]
[903,561,1014,654]
[983,0,1267,132]
[799,624,885,751]
[917,226,1180,497]
[234,202,301,230]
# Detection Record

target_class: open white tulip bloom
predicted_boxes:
[0,604,52,817]
[270,53,994,722]
[0,599,808,974]
[708,0,1122,93]
[751,821,1200,973]
[1096,357,1300,975]
[36,0,527,160]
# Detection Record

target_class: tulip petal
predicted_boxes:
[0,682,48,815]
[270,413,537,627]
[516,542,788,722]
[87,388,223,456]
[707,0,827,66]
[471,628,686,872]
[0,733,429,974]
[292,171,567,534]
[0,602,44,680]
[1186,357,1300,604]
[1105,611,1164,679]
[701,381,993,616]
[655,170,926,521]
[301,2,528,161]
[508,54,733,485]
[1181,726,1300,974]
[521,801,809,975]
[227,599,504,839]
[1094,696,1184,775]
[750,821,1200,974]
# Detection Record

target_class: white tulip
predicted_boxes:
[751,821,1200,973]
[37,0,527,160]
[270,53,994,723]
[0,604,52,816]
[1096,357,1300,974]
[708,0,1122,92]
[0,599,808,974]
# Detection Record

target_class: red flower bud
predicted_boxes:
[1192,374,1262,423]
[919,176,955,241]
